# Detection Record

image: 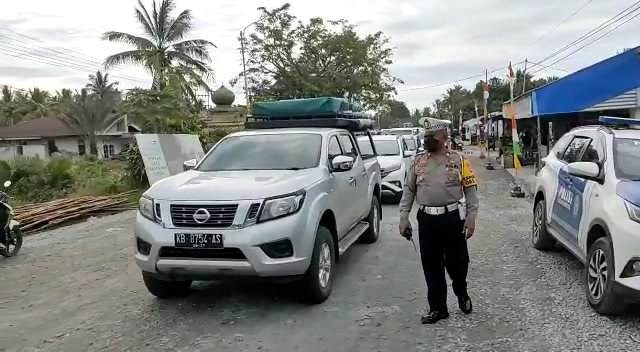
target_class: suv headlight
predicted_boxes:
[259,191,305,222]
[624,200,640,224]
[139,195,155,222]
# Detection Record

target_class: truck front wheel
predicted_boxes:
[301,226,335,304]
[360,196,380,244]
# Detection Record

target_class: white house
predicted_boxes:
[0,117,141,160]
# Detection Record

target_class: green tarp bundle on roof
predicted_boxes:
[251,97,361,119]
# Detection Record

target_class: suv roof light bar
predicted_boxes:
[599,116,640,129]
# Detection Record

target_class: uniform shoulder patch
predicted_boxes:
[461,156,477,188]
[414,154,428,175]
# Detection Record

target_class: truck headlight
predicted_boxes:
[259,191,305,222]
[138,196,155,222]
[381,165,401,178]
[624,200,640,224]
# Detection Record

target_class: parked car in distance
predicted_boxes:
[135,116,382,304]
[532,117,640,315]
[358,134,413,203]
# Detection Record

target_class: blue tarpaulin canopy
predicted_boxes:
[532,47,640,116]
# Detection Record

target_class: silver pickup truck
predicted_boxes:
[135,120,381,303]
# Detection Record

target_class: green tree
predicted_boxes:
[376,99,411,128]
[240,4,401,109]
[62,89,121,155]
[86,71,119,97]
[102,0,215,100]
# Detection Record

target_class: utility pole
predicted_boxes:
[240,30,249,108]
[521,58,528,95]
[480,69,489,159]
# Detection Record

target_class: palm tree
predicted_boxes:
[86,71,118,97]
[62,89,121,155]
[102,0,215,98]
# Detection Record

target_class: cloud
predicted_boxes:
[0,0,638,111]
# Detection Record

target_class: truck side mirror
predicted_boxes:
[331,155,354,172]
[183,159,198,171]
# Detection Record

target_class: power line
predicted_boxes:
[0,42,149,85]
[534,0,640,66]
[537,0,595,42]
[0,27,150,84]
[0,49,149,86]
[398,61,525,92]
[526,60,569,73]
[532,8,640,74]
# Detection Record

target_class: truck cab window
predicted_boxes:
[328,136,343,160]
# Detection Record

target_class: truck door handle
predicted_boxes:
[348,177,356,185]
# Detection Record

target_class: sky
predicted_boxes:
[1,0,639,111]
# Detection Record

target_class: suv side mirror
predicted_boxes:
[183,159,198,171]
[568,162,600,180]
[3,180,11,188]
[331,155,354,172]
[404,150,416,158]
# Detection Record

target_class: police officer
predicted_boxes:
[399,119,479,324]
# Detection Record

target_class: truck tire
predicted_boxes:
[301,226,335,304]
[532,198,555,250]
[586,237,625,315]
[360,196,380,244]
[142,271,192,298]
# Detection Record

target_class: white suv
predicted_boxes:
[357,135,414,202]
[533,120,640,314]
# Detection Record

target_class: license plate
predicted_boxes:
[174,233,223,248]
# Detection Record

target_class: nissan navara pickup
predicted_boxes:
[135,98,382,303]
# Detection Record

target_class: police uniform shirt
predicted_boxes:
[399,151,479,222]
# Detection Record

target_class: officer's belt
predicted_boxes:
[418,202,458,215]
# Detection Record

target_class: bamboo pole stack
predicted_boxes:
[14,191,138,233]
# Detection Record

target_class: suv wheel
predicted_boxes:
[532,198,555,250]
[142,271,192,298]
[586,237,625,315]
[302,226,335,304]
[360,196,381,244]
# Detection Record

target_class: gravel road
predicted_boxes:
[1,154,639,352]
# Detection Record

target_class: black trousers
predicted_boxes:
[417,209,470,312]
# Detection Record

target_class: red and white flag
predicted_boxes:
[507,61,516,87]
[482,81,490,101]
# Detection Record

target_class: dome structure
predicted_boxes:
[211,85,235,106]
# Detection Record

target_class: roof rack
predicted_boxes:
[245,118,375,131]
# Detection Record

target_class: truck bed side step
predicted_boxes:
[338,221,369,256]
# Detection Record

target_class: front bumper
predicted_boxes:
[610,217,640,297]
[134,212,314,279]
[381,169,404,196]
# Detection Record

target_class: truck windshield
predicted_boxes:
[374,140,400,156]
[614,138,640,181]
[197,133,322,171]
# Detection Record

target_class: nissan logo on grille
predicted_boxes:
[192,208,211,224]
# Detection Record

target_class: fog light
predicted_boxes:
[621,259,640,278]
[137,237,151,255]
[260,239,293,258]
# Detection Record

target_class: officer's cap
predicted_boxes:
[419,117,449,136]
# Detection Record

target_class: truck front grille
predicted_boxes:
[170,204,238,228]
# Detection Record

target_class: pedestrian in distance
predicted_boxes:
[398,118,480,324]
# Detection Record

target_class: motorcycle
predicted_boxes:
[451,137,464,151]
[0,181,23,257]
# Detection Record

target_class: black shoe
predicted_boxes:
[458,296,473,314]
[421,310,449,324]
